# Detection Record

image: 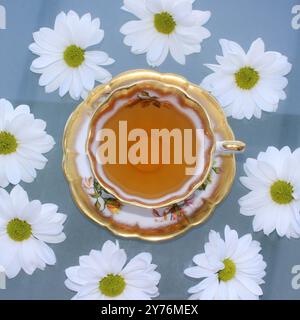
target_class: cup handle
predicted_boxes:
[216,140,246,154]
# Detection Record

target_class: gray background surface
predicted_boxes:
[0,0,299,300]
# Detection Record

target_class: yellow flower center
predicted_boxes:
[0,131,18,155]
[7,218,32,242]
[218,259,236,282]
[154,12,176,34]
[99,274,126,297]
[270,180,294,205]
[235,66,260,90]
[63,45,85,68]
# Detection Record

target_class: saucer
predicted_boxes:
[63,70,236,241]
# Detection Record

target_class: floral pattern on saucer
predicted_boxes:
[82,164,221,225]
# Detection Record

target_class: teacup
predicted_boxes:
[87,80,245,208]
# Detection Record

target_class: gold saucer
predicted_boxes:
[62,70,236,241]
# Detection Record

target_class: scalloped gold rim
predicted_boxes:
[62,69,237,242]
[86,80,216,209]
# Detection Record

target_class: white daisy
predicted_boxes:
[201,38,292,119]
[29,10,115,100]
[0,185,66,278]
[65,240,161,300]
[120,0,211,66]
[0,98,55,188]
[239,146,300,238]
[184,225,266,300]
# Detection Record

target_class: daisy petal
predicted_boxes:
[30,11,114,100]
[65,240,161,300]
[121,0,210,66]
[184,226,266,300]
